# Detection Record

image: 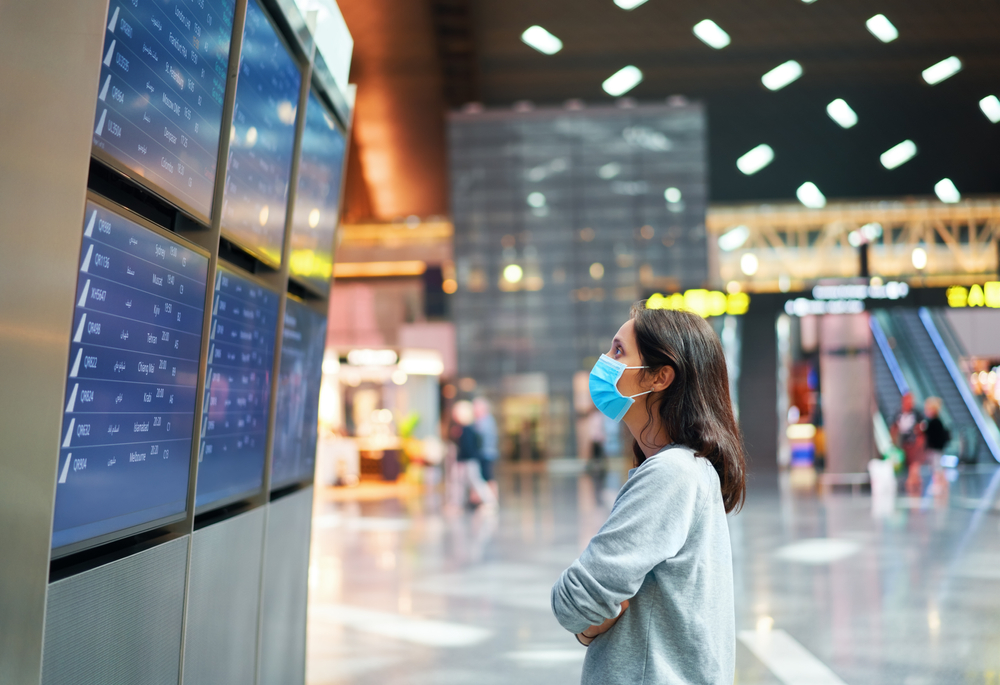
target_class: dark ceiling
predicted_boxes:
[459,0,1000,203]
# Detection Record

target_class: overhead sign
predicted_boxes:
[647,290,750,317]
[946,282,1000,308]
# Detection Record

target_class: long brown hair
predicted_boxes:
[629,302,747,513]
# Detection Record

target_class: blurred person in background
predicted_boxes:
[891,392,925,497]
[551,303,746,685]
[473,397,499,499]
[585,407,608,504]
[454,400,497,510]
[922,397,950,500]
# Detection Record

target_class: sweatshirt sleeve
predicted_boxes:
[550,453,704,634]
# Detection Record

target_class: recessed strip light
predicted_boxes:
[614,0,648,9]
[880,140,916,169]
[521,26,563,55]
[761,61,803,91]
[922,56,962,85]
[980,95,1000,123]
[693,20,730,49]
[865,14,898,43]
[934,178,961,203]
[736,144,774,175]
[796,182,826,209]
[603,66,643,97]
[718,225,750,252]
[826,99,858,128]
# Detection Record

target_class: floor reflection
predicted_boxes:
[306,465,1000,685]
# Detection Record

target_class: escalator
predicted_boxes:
[871,308,1000,464]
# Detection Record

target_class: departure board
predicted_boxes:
[271,298,327,489]
[91,0,236,222]
[289,91,346,294]
[220,0,302,266]
[195,265,279,510]
[52,198,209,552]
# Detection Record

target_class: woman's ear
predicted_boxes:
[652,365,675,392]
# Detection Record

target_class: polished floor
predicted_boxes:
[305,463,1000,685]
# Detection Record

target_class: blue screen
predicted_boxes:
[271,298,327,489]
[221,0,302,266]
[91,0,236,221]
[53,199,209,551]
[195,265,279,509]
[288,91,346,294]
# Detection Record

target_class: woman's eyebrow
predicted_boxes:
[612,336,625,350]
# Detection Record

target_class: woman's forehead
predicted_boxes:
[615,319,635,342]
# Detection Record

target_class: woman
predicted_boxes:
[551,303,746,685]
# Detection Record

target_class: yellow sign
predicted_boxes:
[946,282,1000,308]
[647,290,750,317]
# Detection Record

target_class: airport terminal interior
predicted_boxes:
[2,0,1000,683]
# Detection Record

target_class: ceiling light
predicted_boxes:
[980,95,1000,123]
[934,178,961,203]
[693,20,730,49]
[503,264,524,283]
[603,66,643,97]
[589,262,605,279]
[736,144,774,175]
[527,192,546,208]
[664,187,682,203]
[718,225,750,252]
[880,140,916,169]
[922,56,962,85]
[521,26,563,55]
[911,247,927,270]
[826,99,858,128]
[614,0,648,9]
[761,61,802,91]
[740,253,759,276]
[796,182,826,209]
[598,162,621,179]
[865,14,898,43]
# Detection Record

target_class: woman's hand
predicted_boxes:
[575,600,630,646]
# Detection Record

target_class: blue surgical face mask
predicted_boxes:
[589,355,651,422]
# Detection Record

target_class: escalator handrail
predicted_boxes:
[918,307,1000,464]
[869,315,909,395]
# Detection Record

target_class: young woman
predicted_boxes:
[551,303,747,685]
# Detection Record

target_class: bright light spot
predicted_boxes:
[718,225,750,252]
[598,162,622,179]
[866,14,898,43]
[245,126,258,147]
[640,225,655,239]
[880,140,917,169]
[693,19,731,49]
[503,264,523,283]
[796,182,826,209]
[787,423,816,439]
[664,187,682,203]
[861,222,883,241]
[979,95,1000,123]
[527,192,546,208]
[602,66,643,97]
[870,276,883,286]
[321,353,340,374]
[935,178,961,204]
[740,253,759,276]
[589,262,605,280]
[928,610,941,635]
[737,144,774,175]
[258,205,269,226]
[391,370,408,386]
[614,0,648,9]
[912,246,928,270]
[756,616,774,633]
[277,101,297,125]
[922,56,962,85]
[761,60,803,91]
[826,98,858,128]
[308,208,321,228]
[848,231,863,247]
[779,275,792,293]
[442,278,458,294]
[521,25,563,55]
[347,349,398,366]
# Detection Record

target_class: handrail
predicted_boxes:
[869,315,909,395]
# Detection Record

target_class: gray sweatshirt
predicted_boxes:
[551,446,735,684]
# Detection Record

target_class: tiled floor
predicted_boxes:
[306,463,1000,685]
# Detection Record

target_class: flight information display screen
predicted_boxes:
[195,265,279,510]
[91,0,236,222]
[220,0,302,266]
[288,91,346,295]
[271,298,327,489]
[53,197,209,553]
